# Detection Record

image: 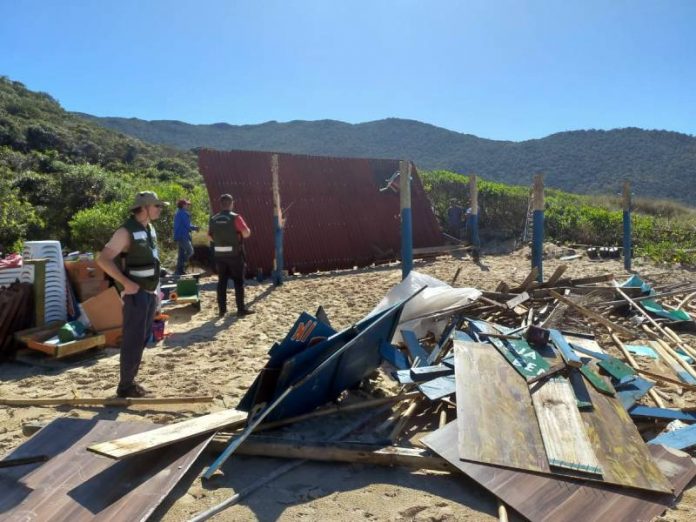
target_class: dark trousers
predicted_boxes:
[119,289,157,391]
[216,256,245,314]
[175,239,194,275]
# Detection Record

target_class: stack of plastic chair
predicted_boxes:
[0,264,35,288]
[23,240,67,323]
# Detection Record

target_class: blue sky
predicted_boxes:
[1,0,695,141]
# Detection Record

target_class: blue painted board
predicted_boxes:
[649,424,696,450]
[380,343,409,370]
[266,300,407,422]
[615,377,653,410]
[629,405,696,422]
[417,374,456,401]
[401,329,429,366]
[549,329,583,367]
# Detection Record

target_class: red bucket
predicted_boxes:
[152,319,166,342]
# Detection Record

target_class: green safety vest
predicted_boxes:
[119,216,160,291]
[209,211,242,258]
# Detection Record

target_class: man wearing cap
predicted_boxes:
[173,198,199,275]
[98,191,168,398]
[208,193,254,317]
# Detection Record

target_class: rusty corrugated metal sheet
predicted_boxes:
[198,149,442,275]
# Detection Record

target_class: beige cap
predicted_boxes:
[130,191,169,211]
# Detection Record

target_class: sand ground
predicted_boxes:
[1,248,695,521]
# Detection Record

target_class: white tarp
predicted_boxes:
[370,271,481,344]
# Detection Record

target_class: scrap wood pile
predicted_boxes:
[3,267,696,521]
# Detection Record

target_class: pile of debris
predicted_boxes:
[2,266,696,521]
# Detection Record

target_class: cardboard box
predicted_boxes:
[65,260,105,283]
[82,287,123,331]
[74,279,109,302]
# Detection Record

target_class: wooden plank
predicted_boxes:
[423,421,695,522]
[541,264,568,287]
[87,408,247,459]
[549,290,635,338]
[410,364,453,381]
[505,291,530,309]
[579,378,673,493]
[1,396,214,407]
[649,424,696,450]
[549,329,583,368]
[597,356,635,381]
[629,405,696,423]
[454,341,550,472]
[223,436,452,470]
[471,320,550,379]
[0,418,212,522]
[579,365,616,396]
[401,329,429,364]
[417,374,456,400]
[530,377,602,475]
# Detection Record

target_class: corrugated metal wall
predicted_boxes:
[198,149,442,275]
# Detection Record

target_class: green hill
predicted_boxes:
[78,114,696,205]
[0,77,203,251]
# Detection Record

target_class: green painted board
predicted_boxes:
[471,320,550,380]
[597,356,635,381]
[579,365,615,396]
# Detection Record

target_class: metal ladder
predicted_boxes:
[521,191,534,243]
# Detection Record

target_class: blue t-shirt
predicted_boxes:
[173,208,195,241]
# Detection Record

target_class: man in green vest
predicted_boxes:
[98,191,168,398]
[208,193,253,317]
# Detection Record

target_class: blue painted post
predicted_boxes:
[623,181,632,271]
[271,154,284,285]
[400,160,413,280]
[532,174,544,282]
[469,174,480,259]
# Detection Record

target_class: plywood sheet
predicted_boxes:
[423,421,696,522]
[0,418,211,522]
[579,378,673,493]
[454,340,549,472]
[531,377,602,475]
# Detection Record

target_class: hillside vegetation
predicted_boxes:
[0,77,208,253]
[1,76,695,266]
[80,114,696,205]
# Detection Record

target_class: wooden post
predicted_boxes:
[532,174,544,282]
[469,174,480,259]
[271,154,284,285]
[400,160,413,279]
[623,181,632,271]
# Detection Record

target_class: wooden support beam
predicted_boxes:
[0,396,214,407]
[210,436,452,471]
[548,290,635,338]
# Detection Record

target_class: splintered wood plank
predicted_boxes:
[87,408,247,459]
[454,340,549,472]
[530,377,602,475]
[580,379,673,493]
[423,421,696,522]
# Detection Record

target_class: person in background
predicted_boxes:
[208,193,254,318]
[173,198,199,275]
[98,191,168,398]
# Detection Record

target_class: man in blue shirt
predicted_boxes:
[173,199,199,275]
